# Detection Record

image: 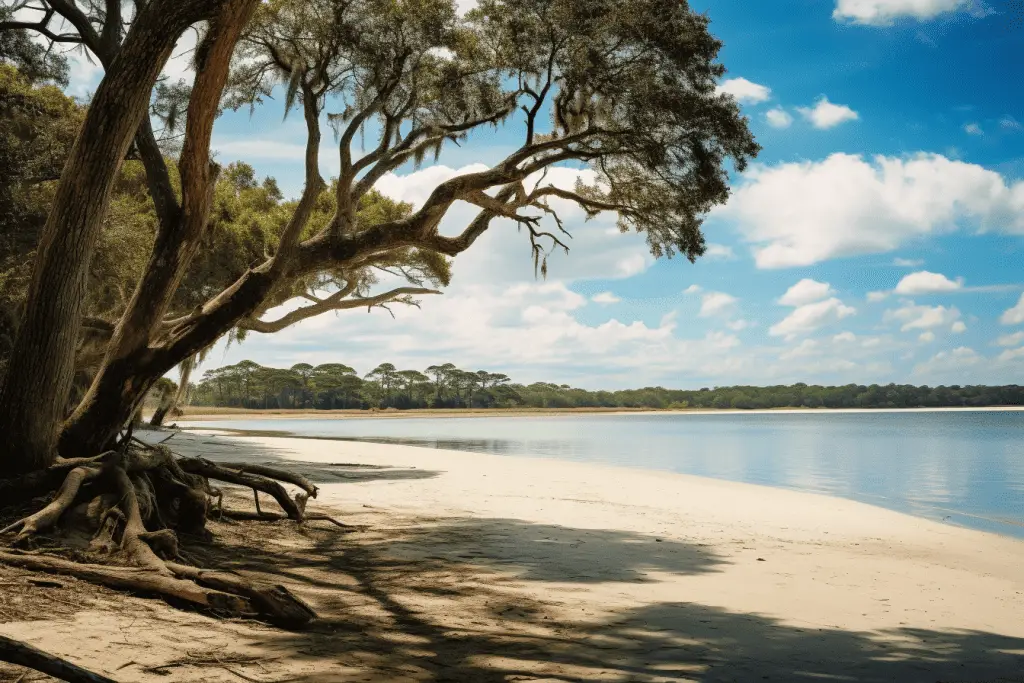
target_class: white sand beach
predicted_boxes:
[2,430,1023,682]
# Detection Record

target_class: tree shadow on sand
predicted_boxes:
[177,510,1024,683]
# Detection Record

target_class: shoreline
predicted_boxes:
[5,430,1023,681]
[177,404,1024,421]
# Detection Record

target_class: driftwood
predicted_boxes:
[0,633,117,682]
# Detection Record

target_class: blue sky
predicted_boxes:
[60,0,1024,388]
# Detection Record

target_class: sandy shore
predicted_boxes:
[2,431,1023,682]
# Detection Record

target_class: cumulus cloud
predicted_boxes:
[1002,293,1024,325]
[867,291,890,302]
[797,97,859,129]
[893,257,924,267]
[765,107,794,129]
[884,302,961,331]
[951,321,967,333]
[778,279,835,306]
[919,331,936,342]
[699,292,739,317]
[769,298,856,339]
[912,346,981,378]
[715,78,772,104]
[996,331,1024,347]
[833,0,989,25]
[704,244,737,260]
[964,123,983,136]
[718,152,1024,268]
[893,270,963,294]
[592,292,621,304]
[780,339,820,360]
[999,346,1024,362]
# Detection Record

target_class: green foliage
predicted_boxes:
[0,65,84,376]
[193,360,1024,412]
[0,12,69,86]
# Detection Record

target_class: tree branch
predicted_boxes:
[237,285,439,333]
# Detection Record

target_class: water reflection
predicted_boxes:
[180,411,1024,538]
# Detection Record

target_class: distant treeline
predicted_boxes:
[185,360,1024,411]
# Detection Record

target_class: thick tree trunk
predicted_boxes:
[0,0,233,473]
[61,269,279,456]
[58,0,261,458]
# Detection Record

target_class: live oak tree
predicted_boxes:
[0,0,758,632]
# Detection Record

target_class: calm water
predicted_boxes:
[180,411,1024,538]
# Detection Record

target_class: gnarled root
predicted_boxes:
[0,442,329,629]
[177,457,308,521]
[1,452,120,546]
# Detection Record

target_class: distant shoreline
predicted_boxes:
[176,405,1024,421]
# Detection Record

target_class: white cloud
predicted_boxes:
[913,346,981,378]
[778,279,835,306]
[715,78,772,104]
[996,331,1024,347]
[699,292,739,317]
[1001,117,1023,131]
[592,292,621,304]
[683,285,703,295]
[769,298,856,339]
[867,291,890,302]
[893,270,963,294]
[704,244,736,260]
[919,331,936,342]
[780,339,819,360]
[1002,293,1024,325]
[834,331,857,342]
[797,97,859,129]
[719,152,1024,268]
[951,321,967,333]
[999,346,1024,362]
[964,123,983,136]
[893,257,925,267]
[884,302,961,331]
[765,108,794,129]
[833,0,988,25]
[727,319,753,331]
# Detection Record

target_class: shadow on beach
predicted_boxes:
[176,506,1024,683]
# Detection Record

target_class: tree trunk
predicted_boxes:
[0,1,222,473]
[57,0,261,458]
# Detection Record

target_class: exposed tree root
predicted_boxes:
[0,442,333,630]
[211,462,318,499]
[177,457,308,521]
[0,633,116,683]
[221,509,354,529]
[0,550,253,617]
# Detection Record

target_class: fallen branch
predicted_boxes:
[0,634,116,683]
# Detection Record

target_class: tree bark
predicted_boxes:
[59,0,261,457]
[0,0,234,473]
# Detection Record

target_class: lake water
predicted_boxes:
[180,410,1024,538]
